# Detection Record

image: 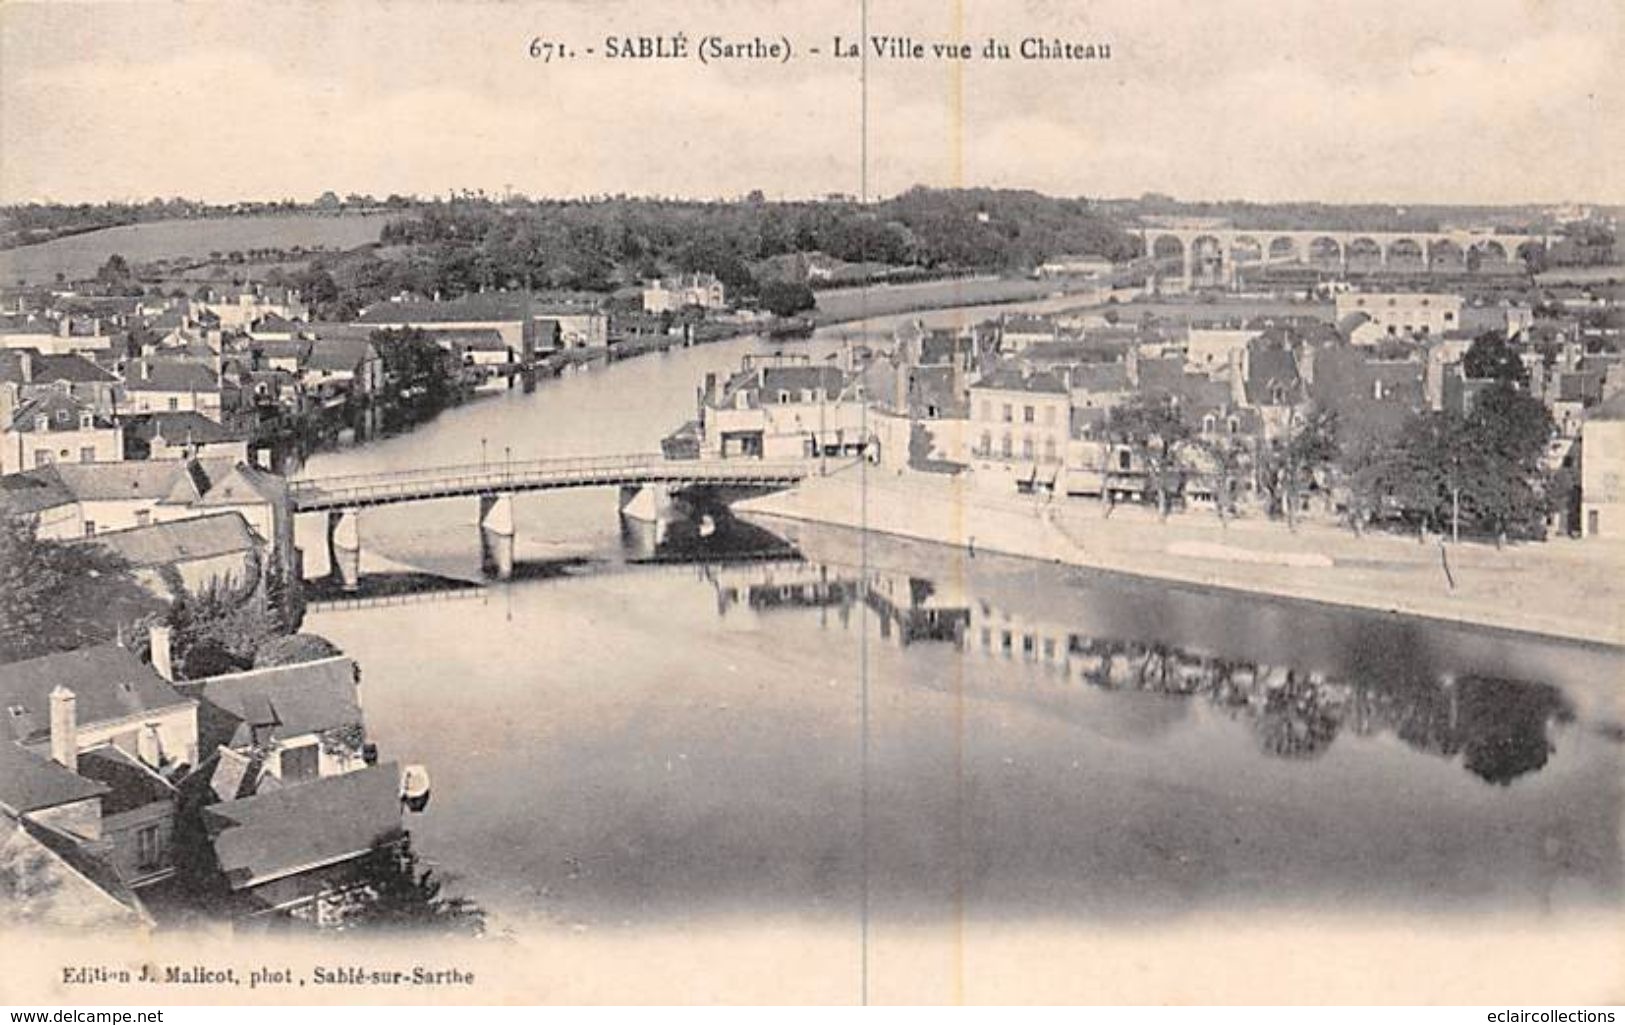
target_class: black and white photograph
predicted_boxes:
[0,0,1620,1008]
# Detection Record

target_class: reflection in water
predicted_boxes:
[705,557,1577,786]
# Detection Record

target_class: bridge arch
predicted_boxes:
[1229,235,1264,265]
[1189,235,1225,285]
[1307,236,1343,268]
[1428,239,1466,271]
[1346,237,1383,271]
[1149,233,1186,269]
[1515,239,1547,268]
[1468,240,1509,272]
[1267,236,1300,262]
[1386,238,1425,268]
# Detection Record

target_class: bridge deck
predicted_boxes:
[289,452,823,511]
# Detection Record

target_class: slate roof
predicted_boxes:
[75,746,176,816]
[122,411,248,446]
[432,329,508,351]
[0,350,118,385]
[305,337,376,373]
[186,657,361,753]
[1069,362,1131,394]
[123,358,219,393]
[204,762,403,891]
[89,511,261,569]
[971,366,1069,395]
[0,742,108,816]
[357,294,530,324]
[0,467,75,516]
[0,645,191,747]
[2,813,152,927]
[7,391,109,432]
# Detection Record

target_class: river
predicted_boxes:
[294,302,1623,939]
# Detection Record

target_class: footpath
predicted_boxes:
[737,463,1625,648]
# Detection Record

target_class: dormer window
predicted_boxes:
[34,414,49,432]
[79,412,94,429]
[778,390,790,404]
[55,409,71,425]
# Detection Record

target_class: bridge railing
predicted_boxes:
[288,453,827,506]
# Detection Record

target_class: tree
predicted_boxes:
[253,633,342,668]
[156,570,282,679]
[1258,408,1339,528]
[329,834,486,936]
[1463,332,1528,385]
[1349,385,1552,542]
[0,515,162,664]
[758,279,816,318]
[1108,394,1192,518]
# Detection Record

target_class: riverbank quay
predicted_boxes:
[737,464,1625,649]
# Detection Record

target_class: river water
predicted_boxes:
[295,303,1623,936]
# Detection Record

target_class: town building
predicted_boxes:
[699,355,866,460]
[968,366,1071,492]
[1335,292,1465,343]
[1580,393,1625,538]
[642,274,727,314]
[1,391,123,474]
[123,358,227,420]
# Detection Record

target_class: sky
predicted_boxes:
[2,0,1621,206]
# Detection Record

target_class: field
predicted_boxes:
[812,275,1074,324]
[0,213,397,284]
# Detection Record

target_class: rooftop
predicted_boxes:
[204,762,403,891]
[89,511,261,569]
[186,656,361,752]
[0,644,190,748]
[0,742,108,816]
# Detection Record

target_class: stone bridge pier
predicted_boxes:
[326,509,362,592]
[478,493,515,581]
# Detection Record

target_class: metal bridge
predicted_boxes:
[288,452,823,513]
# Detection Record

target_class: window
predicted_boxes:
[1202,414,1216,434]
[1118,449,1131,471]
[166,397,179,411]
[135,510,151,527]
[55,409,70,425]
[1002,403,1013,423]
[34,450,51,467]
[79,446,96,463]
[79,413,93,429]
[1023,405,1035,423]
[1227,416,1240,435]
[777,391,790,404]
[1021,437,1034,459]
[979,432,992,455]
[1444,311,1455,322]
[83,521,96,537]
[34,414,48,432]
[1000,434,1013,458]
[136,825,161,871]
[1043,437,1057,463]
[280,744,319,783]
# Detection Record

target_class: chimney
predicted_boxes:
[137,723,162,767]
[150,623,175,682]
[49,686,77,771]
[141,360,151,381]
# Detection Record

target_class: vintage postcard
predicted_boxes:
[0,0,1621,1007]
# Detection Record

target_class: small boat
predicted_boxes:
[401,764,432,812]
